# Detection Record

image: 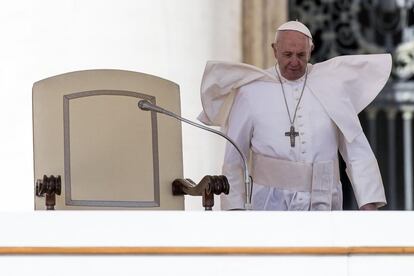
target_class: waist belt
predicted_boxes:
[251,152,340,210]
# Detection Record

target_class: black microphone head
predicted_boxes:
[138,100,151,111]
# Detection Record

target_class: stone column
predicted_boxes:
[402,108,413,210]
[386,108,398,209]
[242,0,287,68]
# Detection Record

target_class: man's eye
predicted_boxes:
[284,53,292,57]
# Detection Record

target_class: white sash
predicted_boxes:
[251,152,340,210]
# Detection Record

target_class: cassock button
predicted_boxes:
[302,141,306,144]
[302,151,306,154]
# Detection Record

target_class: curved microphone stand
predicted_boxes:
[138,99,253,210]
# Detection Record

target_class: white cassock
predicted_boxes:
[198,54,392,211]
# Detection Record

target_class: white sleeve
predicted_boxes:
[338,131,387,208]
[220,89,254,210]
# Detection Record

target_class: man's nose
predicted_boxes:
[289,57,300,67]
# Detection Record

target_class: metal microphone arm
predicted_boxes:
[138,99,253,210]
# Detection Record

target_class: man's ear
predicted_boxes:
[307,45,313,61]
[271,43,277,57]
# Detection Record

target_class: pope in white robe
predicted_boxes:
[198,21,391,211]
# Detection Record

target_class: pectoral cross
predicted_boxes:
[285,125,299,147]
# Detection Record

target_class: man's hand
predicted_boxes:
[359,203,378,210]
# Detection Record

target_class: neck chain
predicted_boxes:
[275,65,308,147]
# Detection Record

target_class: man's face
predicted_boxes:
[273,31,312,81]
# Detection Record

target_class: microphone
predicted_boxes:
[137,99,253,210]
[138,99,167,114]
